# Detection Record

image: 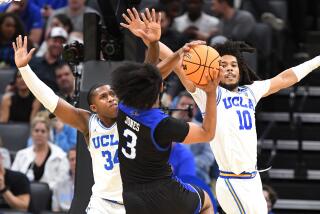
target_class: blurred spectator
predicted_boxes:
[171,91,215,184]
[0,137,11,168]
[211,0,256,42]
[0,0,43,46]
[47,0,100,33]
[0,151,31,211]
[172,0,219,41]
[55,63,75,103]
[0,71,41,123]
[0,13,25,68]
[243,0,284,31]
[29,27,67,92]
[36,14,74,57]
[169,142,196,178]
[52,147,75,212]
[27,111,76,153]
[11,116,69,190]
[263,184,278,214]
[31,0,67,19]
[51,117,77,153]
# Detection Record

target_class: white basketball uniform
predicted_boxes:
[190,80,270,214]
[86,114,125,214]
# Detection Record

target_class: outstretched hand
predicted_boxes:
[120,8,161,45]
[12,35,35,68]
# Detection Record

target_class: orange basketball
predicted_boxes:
[182,45,220,85]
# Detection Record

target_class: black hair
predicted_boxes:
[87,83,107,105]
[111,62,162,109]
[55,62,72,74]
[177,90,193,100]
[52,14,73,33]
[213,41,260,86]
[0,13,25,42]
[217,0,234,7]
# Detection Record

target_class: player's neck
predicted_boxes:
[98,116,116,128]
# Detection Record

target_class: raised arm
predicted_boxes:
[264,56,320,97]
[13,36,90,136]
[183,74,219,144]
[121,8,161,65]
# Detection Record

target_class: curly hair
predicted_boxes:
[213,41,260,86]
[111,62,162,109]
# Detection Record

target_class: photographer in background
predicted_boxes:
[29,27,68,92]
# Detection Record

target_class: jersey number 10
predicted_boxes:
[236,110,252,130]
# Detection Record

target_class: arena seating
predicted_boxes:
[0,123,29,153]
[257,68,320,214]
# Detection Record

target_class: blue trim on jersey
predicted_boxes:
[103,198,124,206]
[225,179,246,214]
[173,176,202,213]
[119,103,170,151]
[97,117,117,130]
[216,87,222,105]
[243,86,257,105]
[219,170,257,179]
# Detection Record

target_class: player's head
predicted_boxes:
[87,84,118,119]
[111,62,162,109]
[213,41,260,91]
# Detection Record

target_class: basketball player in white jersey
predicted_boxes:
[12,36,124,214]
[158,41,320,213]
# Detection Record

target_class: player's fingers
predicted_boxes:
[23,36,28,49]
[157,12,162,24]
[120,22,130,29]
[12,42,17,52]
[127,9,135,21]
[145,8,152,22]
[16,36,20,48]
[151,8,156,22]
[122,14,132,24]
[27,48,36,59]
[141,13,149,25]
[132,7,140,20]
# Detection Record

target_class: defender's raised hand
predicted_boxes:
[121,8,161,45]
[120,8,146,38]
[12,35,35,68]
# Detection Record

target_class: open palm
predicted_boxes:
[12,35,35,68]
[121,8,161,45]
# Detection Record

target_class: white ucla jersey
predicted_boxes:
[191,80,270,174]
[88,114,123,202]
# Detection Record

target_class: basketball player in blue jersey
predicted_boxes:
[157,41,320,213]
[121,8,320,213]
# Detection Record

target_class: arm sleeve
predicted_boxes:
[19,65,59,113]
[154,117,189,147]
[246,80,271,103]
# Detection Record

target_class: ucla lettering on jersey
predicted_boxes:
[190,81,270,175]
[88,114,123,202]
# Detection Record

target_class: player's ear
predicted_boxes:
[90,104,97,113]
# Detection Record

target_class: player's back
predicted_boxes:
[88,114,123,202]
[117,103,172,188]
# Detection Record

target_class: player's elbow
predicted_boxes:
[203,130,215,142]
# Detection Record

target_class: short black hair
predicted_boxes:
[213,41,260,86]
[87,83,107,105]
[55,62,72,74]
[217,0,234,7]
[111,62,162,109]
[52,14,73,33]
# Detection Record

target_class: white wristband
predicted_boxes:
[19,65,59,113]
[292,56,320,81]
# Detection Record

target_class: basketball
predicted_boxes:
[182,45,220,85]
